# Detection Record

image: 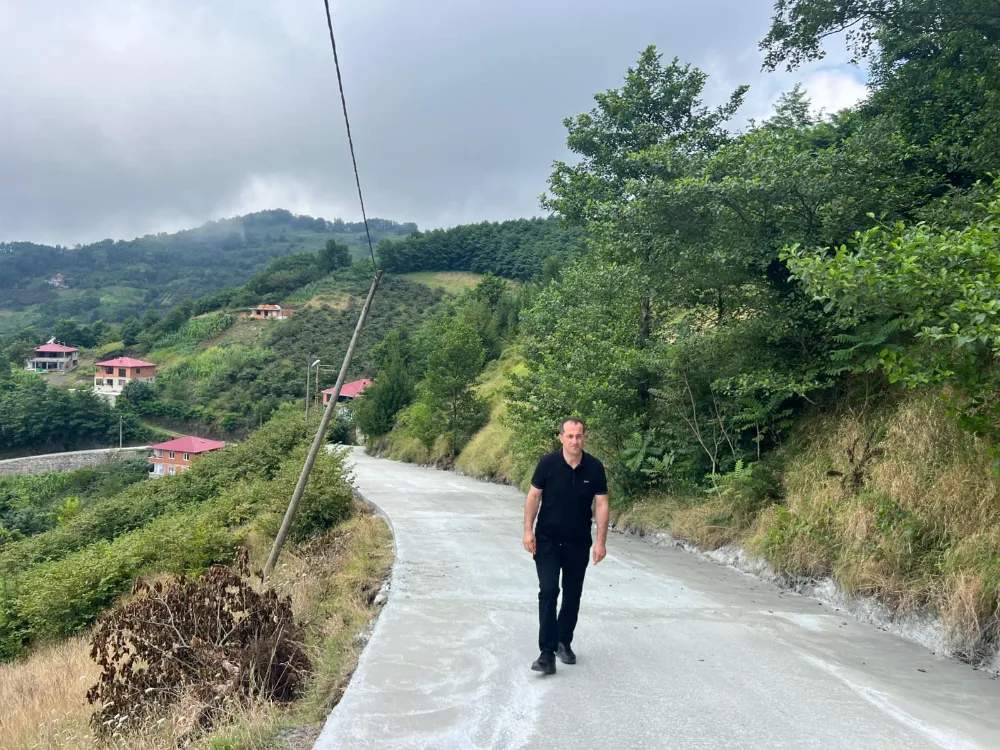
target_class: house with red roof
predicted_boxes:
[148,436,226,477]
[26,340,79,373]
[93,356,158,402]
[251,304,295,320]
[322,378,372,406]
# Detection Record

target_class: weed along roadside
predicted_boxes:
[607,393,1000,675]
[0,407,395,750]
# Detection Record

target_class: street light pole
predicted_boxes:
[305,355,312,420]
[315,359,321,411]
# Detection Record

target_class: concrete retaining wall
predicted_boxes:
[0,447,151,476]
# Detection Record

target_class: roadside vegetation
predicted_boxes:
[0,457,148,543]
[351,1,1000,667]
[0,404,392,749]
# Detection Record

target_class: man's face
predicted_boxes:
[559,422,586,456]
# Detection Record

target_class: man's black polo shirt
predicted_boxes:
[531,450,608,544]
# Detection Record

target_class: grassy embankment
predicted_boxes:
[616,393,1000,662]
[380,347,528,482]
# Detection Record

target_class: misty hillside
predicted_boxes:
[0,211,415,332]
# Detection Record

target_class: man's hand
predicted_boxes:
[592,540,606,565]
[523,530,536,555]
[523,485,542,556]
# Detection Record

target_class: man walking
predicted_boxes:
[522,417,609,674]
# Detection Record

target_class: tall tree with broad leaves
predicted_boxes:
[542,45,748,408]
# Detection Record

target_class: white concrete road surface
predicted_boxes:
[314,449,1000,749]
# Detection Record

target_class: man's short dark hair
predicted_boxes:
[559,417,586,434]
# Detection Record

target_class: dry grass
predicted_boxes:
[4,503,393,750]
[747,392,1000,654]
[399,271,486,295]
[456,415,518,483]
[614,496,681,537]
[611,391,1000,660]
[200,318,265,349]
[383,432,430,465]
[455,349,528,485]
[0,636,99,750]
[615,494,755,551]
[304,295,355,312]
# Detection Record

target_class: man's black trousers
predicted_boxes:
[534,534,590,654]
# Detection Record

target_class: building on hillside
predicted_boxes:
[46,273,67,288]
[93,357,158,403]
[148,436,226,477]
[26,340,79,373]
[251,304,295,320]
[322,378,372,406]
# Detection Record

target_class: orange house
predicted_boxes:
[94,356,158,400]
[251,304,294,320]
[149,436,226,477]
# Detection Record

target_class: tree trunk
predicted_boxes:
[638,294,651,408]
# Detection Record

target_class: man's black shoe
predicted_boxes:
[556,642,576,664]
[531,651,556,675]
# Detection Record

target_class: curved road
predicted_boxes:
[315,449,1000,749]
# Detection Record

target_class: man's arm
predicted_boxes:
[523,485,542,554]
[592,493,609,564]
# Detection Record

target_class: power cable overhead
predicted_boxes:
[322,0,378,274]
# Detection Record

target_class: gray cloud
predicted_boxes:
[0,0,864,246]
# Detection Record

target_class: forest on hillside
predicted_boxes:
[376,217,586,280]
[0,211,414,331]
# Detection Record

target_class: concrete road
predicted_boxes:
[314,450,1000,749]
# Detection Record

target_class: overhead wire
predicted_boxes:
[322,0,378,274]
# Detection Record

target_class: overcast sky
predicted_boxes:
[0,0,868,247]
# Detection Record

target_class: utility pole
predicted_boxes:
[306,358,321,420]
[119,416,123,450]
[265,270,382,579]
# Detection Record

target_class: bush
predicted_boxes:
[256,445,354,543]
[87,548,310,740]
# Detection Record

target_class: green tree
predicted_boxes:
[420,319,487,454]
[120,318,142,347]
[49,318,91,348]
[353,340,415,438]
[761,0,1000,70]
[762,0,1000,178]
[319,239,351,273]
[541,46,749,409]
[543,45,747,225]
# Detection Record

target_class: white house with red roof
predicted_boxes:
[149,436,226,477]
[322,378,372,406]
[93,356,158,402]
[26,340,79,373]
